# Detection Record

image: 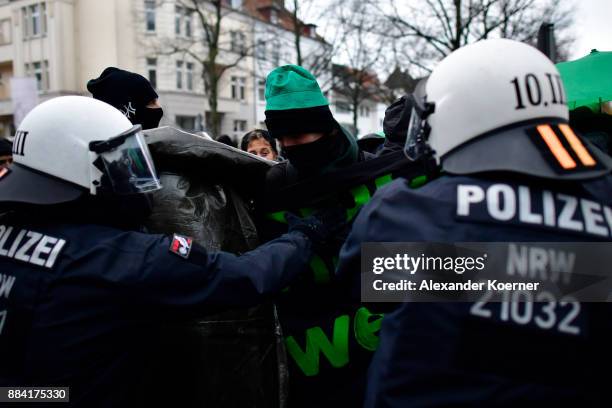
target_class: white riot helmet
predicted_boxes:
[405,39,611,179]
[0,96,161,205]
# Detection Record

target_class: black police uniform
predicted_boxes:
[338,173,612,407]
[0,220,312,407]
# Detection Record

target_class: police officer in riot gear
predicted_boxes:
[0,96,342,406]
[338,39,612,406]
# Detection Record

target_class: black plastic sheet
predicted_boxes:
[139,127,285,407]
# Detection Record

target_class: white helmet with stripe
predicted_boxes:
[405,39,611,180]
[0,96,161,205]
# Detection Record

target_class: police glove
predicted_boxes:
[285,208,347,249]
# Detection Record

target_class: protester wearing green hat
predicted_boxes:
[259,65,375,408]
[264,65,362,189]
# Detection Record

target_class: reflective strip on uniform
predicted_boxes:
[536,124,577,169]
[558,124,596,167]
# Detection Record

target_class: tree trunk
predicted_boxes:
[453,0,463,50]
[293,0,303,66]
[209,79,221,138]
[352,92,359,136]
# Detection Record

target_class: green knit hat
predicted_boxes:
[265,65,337,139]
[265,65,329,111]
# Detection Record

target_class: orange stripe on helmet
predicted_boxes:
[536,124,576,169]
[558,124,596,167]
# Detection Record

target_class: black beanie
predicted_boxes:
[0,139,12,156]
[87,67,158,118]
[265,105,337,140]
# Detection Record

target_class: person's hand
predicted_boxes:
[285,207,347,248]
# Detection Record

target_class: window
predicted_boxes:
[270,9,278,24]
[175,6,182,35]
[257,79,266,101]
[256,40,266,60]
[0,19,12,45]
[270,42,280,66]
[147,58,157,89]
[175,6,191,37]
[145,1,156,32]
[359,105,370,117]
[231,76,246,100]
[335,101,351,114]
[22,3,47,39]
[25,60,49,91]
[230,31,246,55]
[186,62,194,91]
[309,26,317,38]
[185,14,192,37]
[176,115,197,131]
[233,120,247,132]
[176,61,194,91]
[230,0,243,9]
[176,61,183,89]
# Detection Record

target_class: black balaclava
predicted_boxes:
[265,106,358,176]
[281,127,353,175]
[87,67,163,130]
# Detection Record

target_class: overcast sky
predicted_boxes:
[568,0,612,59]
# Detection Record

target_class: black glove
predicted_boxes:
[285,207,347,248]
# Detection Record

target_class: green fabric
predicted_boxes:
[347,184,371,221]
[409,175,428,188]
[375,174,393,189]
[266,211,288,224]
[310,255,331,284]
[265,65,329,111]
[557,50,612,112]
[354,307,383,351]
[285,314,350,376]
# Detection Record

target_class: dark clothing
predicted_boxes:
[264,149,374,197]
[0,220,312,407]
[264,126,361,194]
[0,139,12,156]
[87,67,162,129]
[338,173,612,407]
[377,94,413,156]
[257,151,427,407]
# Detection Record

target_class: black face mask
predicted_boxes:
[282,132,348,176]
[134,107,164,130]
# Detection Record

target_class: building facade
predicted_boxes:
[0,0,385,141]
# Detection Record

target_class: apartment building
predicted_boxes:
[0,0,257,138]
[0,0,384,140]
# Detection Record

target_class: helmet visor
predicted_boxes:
[404,107,422,161]
[91,126,161,194]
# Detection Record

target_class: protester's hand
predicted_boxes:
[285,207,347,248]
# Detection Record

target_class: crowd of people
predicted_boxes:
[0,38,611,407]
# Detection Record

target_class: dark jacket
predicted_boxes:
[338,173,612,407]
[0,219,312,407]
